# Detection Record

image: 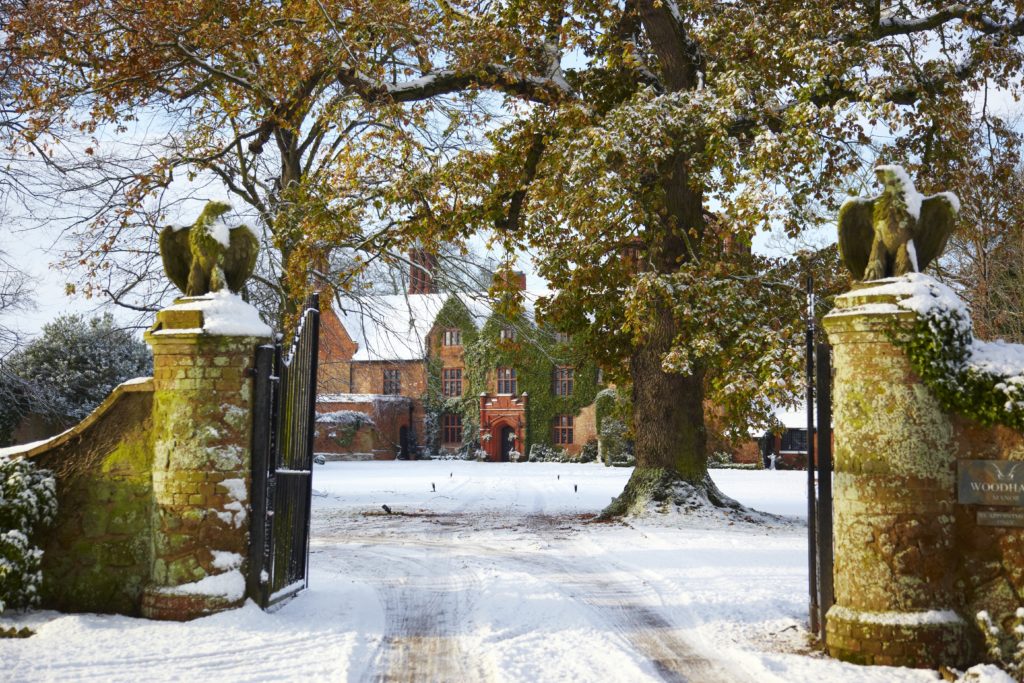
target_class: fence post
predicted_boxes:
[806,275,818,636]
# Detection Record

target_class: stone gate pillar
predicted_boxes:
[822,284,968,668]
[141,295,271,620]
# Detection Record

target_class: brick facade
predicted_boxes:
[318,291,600,460]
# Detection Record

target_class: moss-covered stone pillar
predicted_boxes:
[822,284,968,668]
[141,295,270,620]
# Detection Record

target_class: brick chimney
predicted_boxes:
[494,270,527,291]
[408,250,438,294]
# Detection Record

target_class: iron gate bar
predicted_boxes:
[247,344,276,607]
[815,342,835,638]
[302,294,320,589]
[805,275,819,636]
[248,294,320,609]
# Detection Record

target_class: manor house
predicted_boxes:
[316,254,600,461]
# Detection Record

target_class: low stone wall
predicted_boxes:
[315,395,411,460]
[16,380,155,615]
[6,294,270,620]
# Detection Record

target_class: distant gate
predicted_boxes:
[248,294,320,609]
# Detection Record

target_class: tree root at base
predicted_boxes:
[599,466,770,522]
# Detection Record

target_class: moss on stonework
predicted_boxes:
[835,378,953,481]
[36,395,155,615]
[824,300,972,669]
[151,382,248,471]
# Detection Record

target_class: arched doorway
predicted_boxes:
[500,425,516,462]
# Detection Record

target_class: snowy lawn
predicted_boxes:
[0,461,968,682]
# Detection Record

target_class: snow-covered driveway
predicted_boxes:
[1,462,942,682]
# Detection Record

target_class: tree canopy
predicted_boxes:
[5,1,1024,513]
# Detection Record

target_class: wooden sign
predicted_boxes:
[958,460,1024,507]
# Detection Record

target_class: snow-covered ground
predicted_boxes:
[0,461,979,682]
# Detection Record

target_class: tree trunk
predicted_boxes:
[602,157,741,516]
[603,1,742,516]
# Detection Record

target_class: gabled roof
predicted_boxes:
[333,292,499,362]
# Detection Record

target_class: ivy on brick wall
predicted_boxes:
[422,297,601,455]
[463,313,600,454]
[422,297,481,453]
[894,283,1024,431]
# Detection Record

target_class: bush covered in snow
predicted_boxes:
[975,609,1024,680]
[578,439,598,463]
[0,456,57,612]
[598,418,634,467]
[528,443,570,462]
[0,313,151,444]
[594,387,634,467]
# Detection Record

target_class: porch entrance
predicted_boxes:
[500,425,516,461]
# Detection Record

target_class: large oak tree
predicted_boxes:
[5,1,1024,514]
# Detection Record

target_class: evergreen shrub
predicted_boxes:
[0,456,56,612]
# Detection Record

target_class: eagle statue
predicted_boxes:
[837,166,959,281]
[159,201,259,296]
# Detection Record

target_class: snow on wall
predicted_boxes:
[828,605,964,627]
[318,393,410,405]
[317,410,375,427]
[156,569,246,602]
[856,273,1024,383]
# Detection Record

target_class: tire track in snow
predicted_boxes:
[518,515,737,683]
[316,507,489,683]
[311,468,737,683]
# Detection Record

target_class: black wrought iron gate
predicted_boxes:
[248,294,320,609]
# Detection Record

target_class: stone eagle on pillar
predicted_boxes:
[159,201,259,296]
[837,166,959,281]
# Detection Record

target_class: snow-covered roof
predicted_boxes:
[334,293,448,362]
[333,291,525,362]
[774,407,815,430]
[318,393,410,404]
